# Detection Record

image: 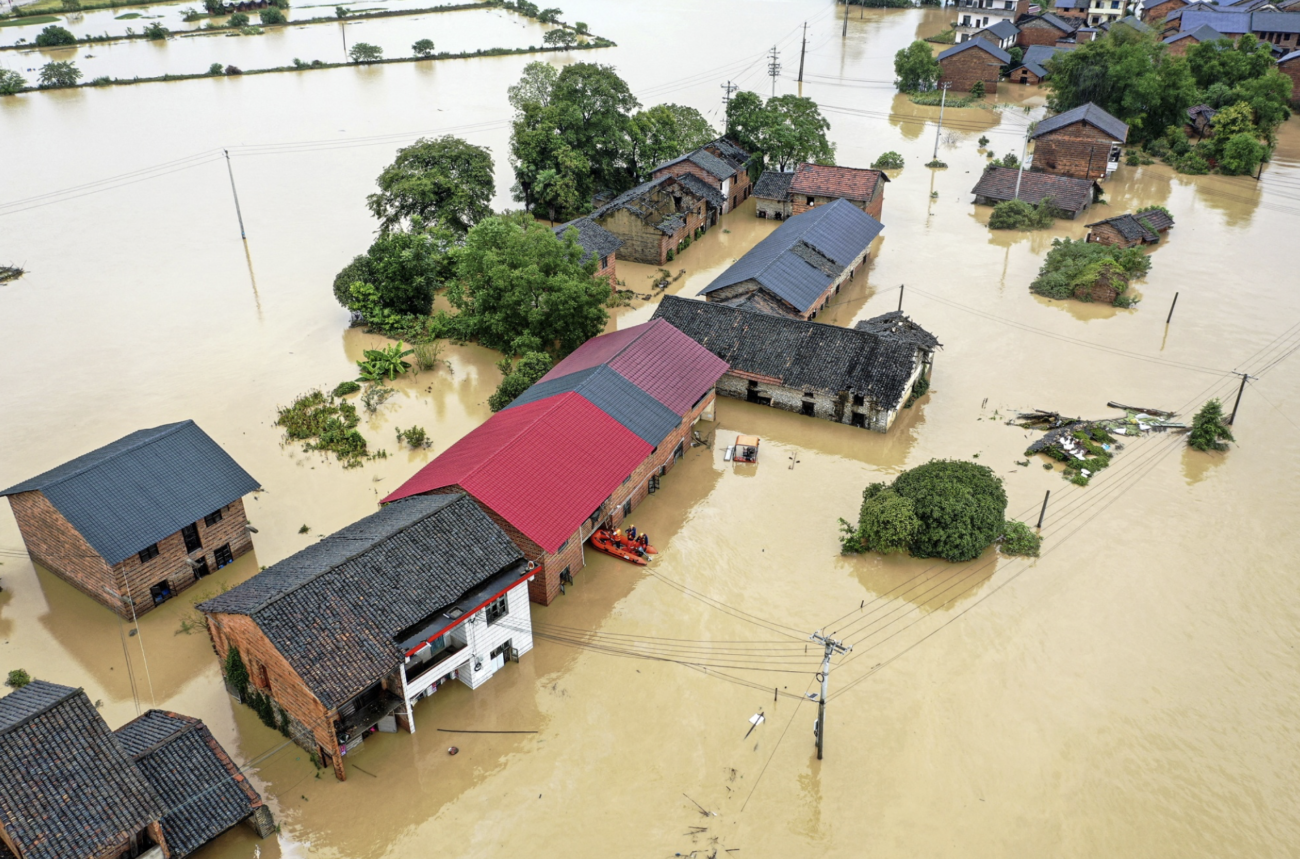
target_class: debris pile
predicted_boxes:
[1016,403,1187,485]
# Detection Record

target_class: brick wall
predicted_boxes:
[790,184,884,221]
[1279,58,1300,104]
[939,46,1004,93]
[1009,66,1045,85]
[755,194,791,219]
[596,255,617,285]
[1164,35,1198,56]
[1017,20,1068,46]
[598,194,706,266]
[1142,0,1184,20]
[1086,222,1139,247]
[1032,122,1118,179]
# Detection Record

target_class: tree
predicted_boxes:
[724,93,833,171]
[227,11,248,26]
[337,220,455,318]
[537,6,561,21]
[893,40,941,92]
[143,21,169,38]
[1219,132,1266,176]
[507,60,558,113]
[574,20,588,33]
[259,6,285,24]
[349,42,382,62]
[203,0,224,13]
[724,90,767,155]
[35,25,77,47]
[489,351,553,411]
[1045,25,1198,142]
[0,70,26,96]
[447,212,610,356]
[892,460,1007,562]
[842,484,920,554]
[970,79,985,98]
[1188,398,1234,452]
[1185,35,1274,90]
[38,61,82,89]
[412,38,435,57]
[626,102,716,180]
[61,0,81,10]
[367,136,495,234]
[208,62,224,75]
[543,28,576,48]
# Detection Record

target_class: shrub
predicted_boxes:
[275,389,370,466]
[0,70,27,96]
[412,38,435,57]
[62,0,81,9]
[360,383,396,414]
[574,20,587,32]
[35,25,77,46]
[489,352,553,412]
[977,135,989,147]
[1218,132,1266,176]
[356,341,413,382]
[208,62,224,75]
[872,151,905,169]
[1172,150,1209,174]
[1030,238,1150,305]
[1188,398,1234,452]
[412,340,444,372]
[5,669,32,689]
[999,520,1041,557]
[90,75,110,85]
[332,380,361,397]
[224,64,242,75]
[223,646,250,699]
[227,11,249,26]
[841,485,920,554]
[997,151,1020,169]
[969,80,985,98]
[238,25,263,34]
[988,197,1054,230]
[925,159,948,168]
[349,42,382,62]
[396,425,430,448]
[38,61,82,89]
[203,0,225,13]
[259,6,285,24]
[143,21,168,38]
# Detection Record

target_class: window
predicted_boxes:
[623,499,632,517]
[801,401,815,417]
[485,594,509,624]
[852,394,865,407]
[806,196,816,206]
[181,523,202,553]
[138,544,160,564]
[558,537,570,552]
[214,543,234,568]
[204,509,224,527]
[149,580,173,606]
[599,255,609,269]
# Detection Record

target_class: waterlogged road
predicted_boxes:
[3,1,1300,856]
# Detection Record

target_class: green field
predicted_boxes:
[0,14,59,25]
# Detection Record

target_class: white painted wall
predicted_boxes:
[458,580,534,691]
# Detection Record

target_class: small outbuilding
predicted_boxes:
[1017,12,1079,45]
[938,39,1012,93]
[971,166,1102,218]
[752,162,889,221]
[1009,44,1073,84]
[753,170,796,219]
[1186,102,1218,135]
[975,18,1021,50]
[1029,101,1129,179]
[1162,21,1225,53]
[1085,209,1174,246]
[588,175,709,265]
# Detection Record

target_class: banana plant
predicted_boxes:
[356,342,414,381]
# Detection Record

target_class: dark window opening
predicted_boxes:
[204,509,224,527]
[485,594,509,624]
[214,543,235,568]
[806,196,816,206]
[801,401,816,417]
[623,499,633,517]
[852,394,865,407]
[599,255,609,269]
[181,523,202,553]
[149,580,173,606]
[490,639,515,663]
[851,412,867,428]
[674,441,685,460]
[138,544,160,564]
[193,557,211,579]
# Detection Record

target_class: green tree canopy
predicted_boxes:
[412,38,435,57]
[38,61,81,88]
[367,136,495,234]
[0,70,26,96]
[488,351,554,411]
[334,219,456,318]
[1188,398,1234,452]
[723,90,767,156]
[543,28,576,47]
[626,102,717,181]
[349,42,382,62]
[507,60,558,113]
[844,485,920,554]
[35,25,77,46]
[447,212,610,356]
[1185,35,1274,90]
[725,92,834,172]
[894,40,941,92]
[892,460,1007,562]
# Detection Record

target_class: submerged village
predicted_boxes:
[3,0,1300,856]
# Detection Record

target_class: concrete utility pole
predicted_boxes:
[767,45,781,98]
[842,0,850,37]
[721,79,738,119]
[810,630,851,760]
[797,22,807,84]
[1229,372,1250,425]
[932,83,950,160]
[1013,128,1030,201]
[224,149,246,240]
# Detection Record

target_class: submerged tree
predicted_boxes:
[893,40,941,92]
[626,102,717,180]
[1187,398,1234,452]
[412,38,435,57]
[489,351,554,411]
[0,70,26,96]
[725,92,834,172]
[34,24,76,46]
[367,136,495,233]
[38,61,82,89]
[348,42,382,63]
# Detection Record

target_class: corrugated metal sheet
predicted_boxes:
[506,365,681,446]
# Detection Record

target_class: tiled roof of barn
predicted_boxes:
[1024,12,1077,31]
[700,198,884,314]
[753,170,795,200]
[505,365,683,446]
[1031,102,1129,141]
[1164,21,1224,39]
[971,166,1099,212]
[653,149,736,180]
[675,172,726,210]
[651,296,937,407]
[590,175,697,236]
[938,38,1013,64]
[853,311,942,351]
[1086,210,1174,241]
[788,163,888,203]
[0,682,162,859]
[115,711,262,859]
[553,217,623,264]
[200,495,525,708]
[0,421,258,566]
[1018,44,1071,76]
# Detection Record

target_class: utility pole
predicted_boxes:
[1013,128,1029,201]
[932,83,949,160]
[767,45,781,98]
[797,22,807,84]
[223,149,246,240]
[842,0,850,37]
[810,630,851,760]
[898,283,905,312]
[721,79,738,121]
[1229,372,1250,425]
[340,20,348,59]
[1165,291,1179,325]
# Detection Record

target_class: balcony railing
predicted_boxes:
[405,642,469,690]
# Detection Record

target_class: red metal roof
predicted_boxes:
[382,393,650,553]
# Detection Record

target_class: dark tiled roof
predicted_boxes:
[707,137,751,164]
[0,682,161,859]
[0,421,258,566]
[971,166,1099,213]
[1252,9,1300,30]
[1178,8,1252,30]
[200,495,525,708]
[788,163,888,203]
[553,217,622,265]
[505,364,682,446]
[979,19,1021,38]
[700,198,884,315]
[1141,0,1183,8]
[1087,209,1174,240]
[854,311,942,351]
[1281,48,1300,62]
[1018,44,1071,76]
[1056,0,1086,9]
[675,172,726,210]
[753,170,795,200]
[1112,13,1152,30]
[1026,11,1078,31]
[1187,103,1218,121]
[654,149,735,181]
[115,711,262,859]
[590,176,698,237]
[652,296,938,409]
[1165,21,1225,39]
[1031,102,1129,142]
[938,38,1012,64]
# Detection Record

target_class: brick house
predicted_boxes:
[589,175,709,265]
[0,421,258,618]
[938,39,1012,93]
[1279,50,1300,104]
[651,137,754,214]
[971,165,1102,218]
[700,198,883,320]
[200,494,533,782]
[1140,0,1187,23]
[954,0,1031,41]
[1163,22,1226,54]
[1102,13,1152,34]
[1029,102,1129,180]
[753,170,796,219]
[1016,13,1079,45]
[1085,210,1174,246]
[754,163,889,221]
[383,320,727,606]
[1187,102,1217,136]
[1170,8,1252,37]
[1084,0,1136,27]
[1009,44,1073,83]
[654,296,940,433]
[553,217,623,285]
[976,18,1022,49]
[1251,10,1300,50]
[0,681,272,859]
[1053,0,1091,22]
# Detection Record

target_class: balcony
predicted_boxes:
[405,642,470,694]
[335,692,403,744]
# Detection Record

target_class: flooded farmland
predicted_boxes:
[3,0,1300,855]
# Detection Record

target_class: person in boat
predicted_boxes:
[627,526,638,542]
[639,533,649,548]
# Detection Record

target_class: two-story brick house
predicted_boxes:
[1029,102,1129,180]
[938,39,1012,93]
[0,421,258,618]
[588,175,709,265]
[650,137,754,214]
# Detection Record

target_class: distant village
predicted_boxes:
[0,0,1283,853]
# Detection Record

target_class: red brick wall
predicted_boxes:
[1279,58,1300,105]
[596,256,617,285]
[1017,20,1066,47]
[1164,36,1197,56]
[1032,122,1118,179]
[1143,0,1184,21]
[654,161,721,191]
[790,182,884,221]
[1009,66,1045,85]
[659,201,709,265]
[939,47,1003,93]
[6,490,122,612]
[1086,222,1139,247]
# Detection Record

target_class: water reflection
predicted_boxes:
[1181,446,1226,486]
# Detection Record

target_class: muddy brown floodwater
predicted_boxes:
[4,1,1300,856]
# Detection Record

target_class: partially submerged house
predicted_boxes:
[382,320,727,605]
[1163,21,1226,53]
[1187,102,1218,135]
[1085,209,1174,246]
[588,175,708,265]
[971,166,1102,218]
[1016,12,1079,45]
[753,163,889,221]
[753,170,796,219]
[975,18,1022,49]
[1009,44,1073,83]
[651,137,754,214]
[954,0,1031,42]
[699,198,884,320]
[1029,101,1129,179]
[553,217,623,285]
[199,494,533,781]
[652,296,939,433]
[938,39,1012,93]
[0,681,272,859]
[0,421,258,618]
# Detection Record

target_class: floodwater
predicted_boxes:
[4,1,1300,856]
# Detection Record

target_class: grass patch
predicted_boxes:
[924,27,955,44]
[0,14,59,25]
[908,89,987,108]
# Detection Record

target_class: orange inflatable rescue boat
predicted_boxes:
[590,529,648,566]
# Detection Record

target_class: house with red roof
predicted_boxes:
[384,320,728,605]
[753,162,889,222]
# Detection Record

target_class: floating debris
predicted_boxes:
[0,266,25,284]
[1017,404,1187,485]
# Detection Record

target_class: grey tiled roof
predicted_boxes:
[591,176,698,237]
[938,38,1012,64]
[1178,8,1252,30]
[1164,22,1224,39]
[753,170,795,200]
[0,421,258,565]
[1112,14,1152,30]
[980,19,1021,38]
[554,217,623,264]
[1030,12,1078,31]
[971,166,1099,213]
[0,682,162,859]
[708,137,752,164]
[115,711,262,859]
[1031,102,1129,142]
[700,198,884,315]
[200,495,525,709]
[1018,44,1072,77]
[654,148,736,181]
[1252,9,1300,31]
[675,172,726,211]
[652,296,938,408]
[1281,48,1300,61]
[854,311,942,351]
[1086,210,1174,241]
[505,365,682,446]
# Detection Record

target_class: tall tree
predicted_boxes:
[367,136,495,233]
[626,103,717,181]
[507,60,558,113]
[725,91,834,172]
[893,40,942,92]
[724,90,767,156]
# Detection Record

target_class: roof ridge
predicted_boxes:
[118,711,201,760]
[0,683,83,737]
[3,421,192,496]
